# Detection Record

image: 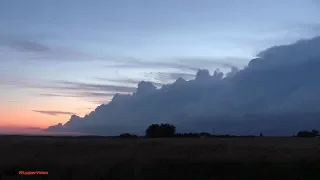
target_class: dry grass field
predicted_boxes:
[1,135,320,180]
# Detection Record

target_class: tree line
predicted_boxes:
[118,123,320,138]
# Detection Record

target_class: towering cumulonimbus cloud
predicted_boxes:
[46,36,320,136]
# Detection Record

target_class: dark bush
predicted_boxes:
[145,123,176,138]
[297,129,319,137]
[119,133,138,138]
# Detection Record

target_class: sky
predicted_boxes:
[0,0,320,134]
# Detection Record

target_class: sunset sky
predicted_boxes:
[0,0,319,134]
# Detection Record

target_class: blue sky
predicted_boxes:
[0,0,319,129]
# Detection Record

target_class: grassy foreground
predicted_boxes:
[1,136,320,180]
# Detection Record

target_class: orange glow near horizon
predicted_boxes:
[0,125,87,135]
[0,107,70,128]
[0,96,100,133]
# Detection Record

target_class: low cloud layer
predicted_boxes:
[2,77,137,104]
[104,56,244,72]
[52,80,137,93]
[0,34,99,62]
[4,40,51,53]
[95,77,165,88]
[0,35,51,53]
[32,110,76,116]
[46,36,320,136]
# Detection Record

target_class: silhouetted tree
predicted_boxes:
[260,133,264,137]
[145,123,176,138]
[119,133,138,138]
[312,129,319,136]
[199,132,211,137]
[297,129,319,137]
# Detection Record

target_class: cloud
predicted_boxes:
[52,80,137,93]
[105,56,245,72]
[38,92,117,98]
[24,127,43,130]
[252,36,320,69]
[46,123,64,132]
[175,57,245,69]
[105,59,199,71]
[289,22,320,35]
[75,107,93,111]
[144,72,196,84]
[45,36,320,136]
[32,110,76,116]
[78,92,118,98]
[35,84,131,104]
[4,79,136,96]
[3,39,51,53]
[165,72,195,80]
[0,73,39,87]
[0,33,249,74]
[0,34,101,62]
[38,93,67,97]
[1,73,137,105]
[303,23,320,34]
[90,100,112,105]
[96,77,165,88]
[0,34,51,53]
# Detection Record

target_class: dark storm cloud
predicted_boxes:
[45,36,320,136]
[254,36,320,69]
[165,72,195,80]
[32,110,76,116]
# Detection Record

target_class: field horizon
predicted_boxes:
[1,135,320,180]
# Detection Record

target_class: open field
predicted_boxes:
[1,136,320,180]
